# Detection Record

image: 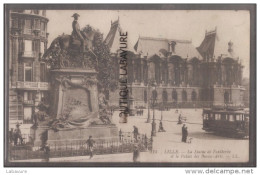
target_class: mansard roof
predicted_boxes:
[104,19,121,53]
[104,19,135,53]
[134,36,202,60]
[197,28,238,60]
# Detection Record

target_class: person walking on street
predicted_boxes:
[158,121,166,132]
[14,123,23,146]
[133,144,140,162]
[43,143,50,162]
[133,126,139,141]
[86,136,95,159]
[182,124,186,142]
[183,125,188,143]
[178,114,183,124]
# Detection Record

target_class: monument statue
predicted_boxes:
[41,14,97,69]
[31,14,119,148]
[71,13,85,52]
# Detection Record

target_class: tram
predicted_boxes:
[202,108,249,138]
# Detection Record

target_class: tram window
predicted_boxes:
[236,114,243,121]
[215,114,221,120]
[229,114,235,121]
[221,114,226,120]
[203,114,209,120]
[209,113,214,120]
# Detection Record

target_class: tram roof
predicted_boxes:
[203,108,246,114]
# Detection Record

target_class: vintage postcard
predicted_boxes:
[4,4,256,167]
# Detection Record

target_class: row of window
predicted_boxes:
[143,90,197,102]
[23,91,47,122]
[12,10,46,16]
[203,113,245,121]
[11,18,47,36]
[23,39,45,54]
[23,62,47,82]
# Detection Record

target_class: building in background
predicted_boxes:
[8,14,246,132]
[105,20,245,109]
[9,10,49,131]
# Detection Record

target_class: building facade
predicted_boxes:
[105,20,245,109]
[9,10,49,130]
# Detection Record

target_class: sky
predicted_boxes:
[46,10,250,78]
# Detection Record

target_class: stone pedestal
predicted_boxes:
[30,68,119,148]
[50,69,99,119]
[31,125,119,148]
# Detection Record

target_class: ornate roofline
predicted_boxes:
[138,36,192,44]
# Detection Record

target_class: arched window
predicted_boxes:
[191,91,197,102]
[144,90,147,103]
[152,90,157,100]
[182,90,187,102]
[224,91,230,103]
[172,90,178,101]
[162,90,168,102]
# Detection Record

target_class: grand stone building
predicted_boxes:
[9,10,49,130]
[105,20,245,108]
[8,14,245,131]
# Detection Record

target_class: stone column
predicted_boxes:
[140,59,143,83]
[165,60,169,85]
[179,64,183,86]
[159,61,162,85]
[187,63,193,86]
[221,64,225,86]
[172,63,175,85]
[11,33,19,86]
[131,59,136,82]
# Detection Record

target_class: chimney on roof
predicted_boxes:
[228,41,234,56]
[168,42,172,54]
[172,41,176,53]
[168,41,176,55]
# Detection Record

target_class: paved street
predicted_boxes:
[12,108,249,163]
[112,108,249,162]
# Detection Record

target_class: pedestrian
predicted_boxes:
[14,123,23,146]
[133,144,140,162]
[184,126,188,143]
[119,129,123,141]
[86,136,95,159]
[9,128,14,145]
[181,124,186,142]
[43,143,50,162]
[133,126,139,141]
[178,114,182,124]
[158,121,166,132]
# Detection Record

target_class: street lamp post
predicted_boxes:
[146,85,151,123]
[160,105,163,121]
[151,86,157,137]
[158,103,166,132]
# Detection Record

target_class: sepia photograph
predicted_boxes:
[4,4,256,167]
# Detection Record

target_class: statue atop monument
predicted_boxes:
[71,13,85,52]
[30,13,119,148]
[41,13,97,69]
